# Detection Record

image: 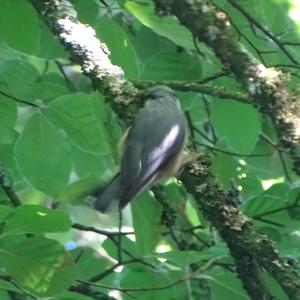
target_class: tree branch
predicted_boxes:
[181,158,300,300]
[154,0,300,176]
[0,167,21,207]
[30,0,300,299]
[132,80,250,102]
[29,0,139,122]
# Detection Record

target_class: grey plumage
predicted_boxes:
[93,86,187,212]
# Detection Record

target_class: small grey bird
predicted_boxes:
[93,86,187,212]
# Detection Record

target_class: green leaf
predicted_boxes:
[211,100,261,153]
[42,261,79,297]
[45,92,111,154]
[154,250,204,267]
[0,279,20,294]
[28,82,69,101]
[0,206,13,220]
[131,192,162,255]
[0,0,40,55]
[4,205,71,234]
[57,292,94,300]
[0,59,40,101]
[15,113,72,197]
[124,0,194,49]
[242,183,291,217]
[36,15,66,59]
[0,236,75,295]
[121,264,186,300]
[265,275,288,300]
[71,247,113,280]
[75,0,100,26]
[140,51,202,80]
[211,140,240,189]
[57,175,102,204]
[0,94,17,144]
[72,144,116,179]
[95,17,139,78]
[102,236,138,261]
[207,266,249,299]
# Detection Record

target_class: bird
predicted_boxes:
[92,85,187,212]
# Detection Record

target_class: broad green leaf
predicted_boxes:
[0,291,9,300]
[4,205,71,234]
[57,292,94,300]
[207,266,249,299]
[0,206,13,220]
[95,17,139,78]
[0,59,40,101]
[42,261,79,297]
[0,236,74,295]
[131,192,162,255]
[57,175,102,204]
[102,236,138,261]
[15,113,72,197]
[211,100,261,153]
[140,51,202,80]
[28,82,69,101]
[0,94,17,144]
[242,183,291,217]
[75,0,100,26]
[121,264,186,300]
[244,137,281,180]
[0,44,22,61]
[265,275,288,300]
[45,92,111,154]
[0,279,20,294]
[71,247,113,280]
[72,144,116,179]
[36,15,66,59]
[211,141,240,189]
[124,0,194,49]
[0,0,40,55]
[154,250,204,267]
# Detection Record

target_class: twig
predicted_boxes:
[0,90,39,108]
[228,0,300,67]
[72,223,134,237]
[0,167,22,207]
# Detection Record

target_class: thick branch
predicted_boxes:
[29,0,139,121]
[181,159,300,300]
[154,0,300,176]
[133,80,250,103]
[30,0,300,299]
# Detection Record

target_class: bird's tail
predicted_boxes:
[92,173,122,213]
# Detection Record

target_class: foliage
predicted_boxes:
[0,0,299,299]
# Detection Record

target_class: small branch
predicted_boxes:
[54,60,77,92]
[0,90,40,107]
[0,167,21,207]
[228,0,300,67]
[197,69,229,84]
[72,223,134,237]
[185,111,198,151]
[154,0,300,178]
[75,259,219,293]
[198,142,273,157]
[29,0,139,123]
[180,158,300,299]
[132,80,250,103]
